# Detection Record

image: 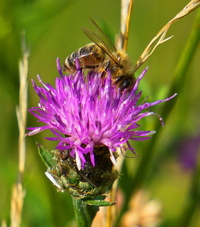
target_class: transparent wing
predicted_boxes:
[82,19,119,65]
[90,18,117,51]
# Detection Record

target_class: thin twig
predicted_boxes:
[133,0,200,73]
[10,33,29,227]
[116,0,134,51]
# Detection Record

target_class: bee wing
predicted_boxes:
[82,20,119,65]
[90,18,117,52]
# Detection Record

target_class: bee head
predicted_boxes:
[115,75,135,91]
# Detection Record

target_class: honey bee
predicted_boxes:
[63,19,135,90]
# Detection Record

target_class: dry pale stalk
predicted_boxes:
[10,35,29,227]
[117,0,134,51]
[133,0,200,73]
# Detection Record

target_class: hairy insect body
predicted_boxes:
[64,44,105,73]
[64,44,135,90]
[63,19,136,90]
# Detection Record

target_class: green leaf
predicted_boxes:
[83,197,115,206]
[37,143,57,168]
[83,199,115,206]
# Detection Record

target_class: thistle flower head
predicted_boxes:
[27,58,176,170]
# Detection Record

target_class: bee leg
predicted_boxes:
[104,60,111,70]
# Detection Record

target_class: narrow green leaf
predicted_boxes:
[83,198,115,207]
[37,143,57,168]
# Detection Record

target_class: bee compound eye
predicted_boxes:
[121,78,132,90]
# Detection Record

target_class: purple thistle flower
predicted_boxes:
[27,58,176,170]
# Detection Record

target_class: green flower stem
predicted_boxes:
[117,9,200,226]
[72,197,99,227]
[176,151,200,227]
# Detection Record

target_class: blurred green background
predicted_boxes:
[0,0,200,226]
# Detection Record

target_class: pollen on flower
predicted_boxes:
[27,58,176,170]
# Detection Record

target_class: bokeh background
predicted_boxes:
[0,0,200,226]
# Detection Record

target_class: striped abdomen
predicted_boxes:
[63,43,105,73]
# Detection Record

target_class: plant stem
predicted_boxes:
[72,197,99,227]
[176,150,200,227]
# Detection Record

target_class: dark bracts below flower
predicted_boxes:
[45,145,118,200]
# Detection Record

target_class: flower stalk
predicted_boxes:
[72,197,99,227]
[176,152,200,227]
